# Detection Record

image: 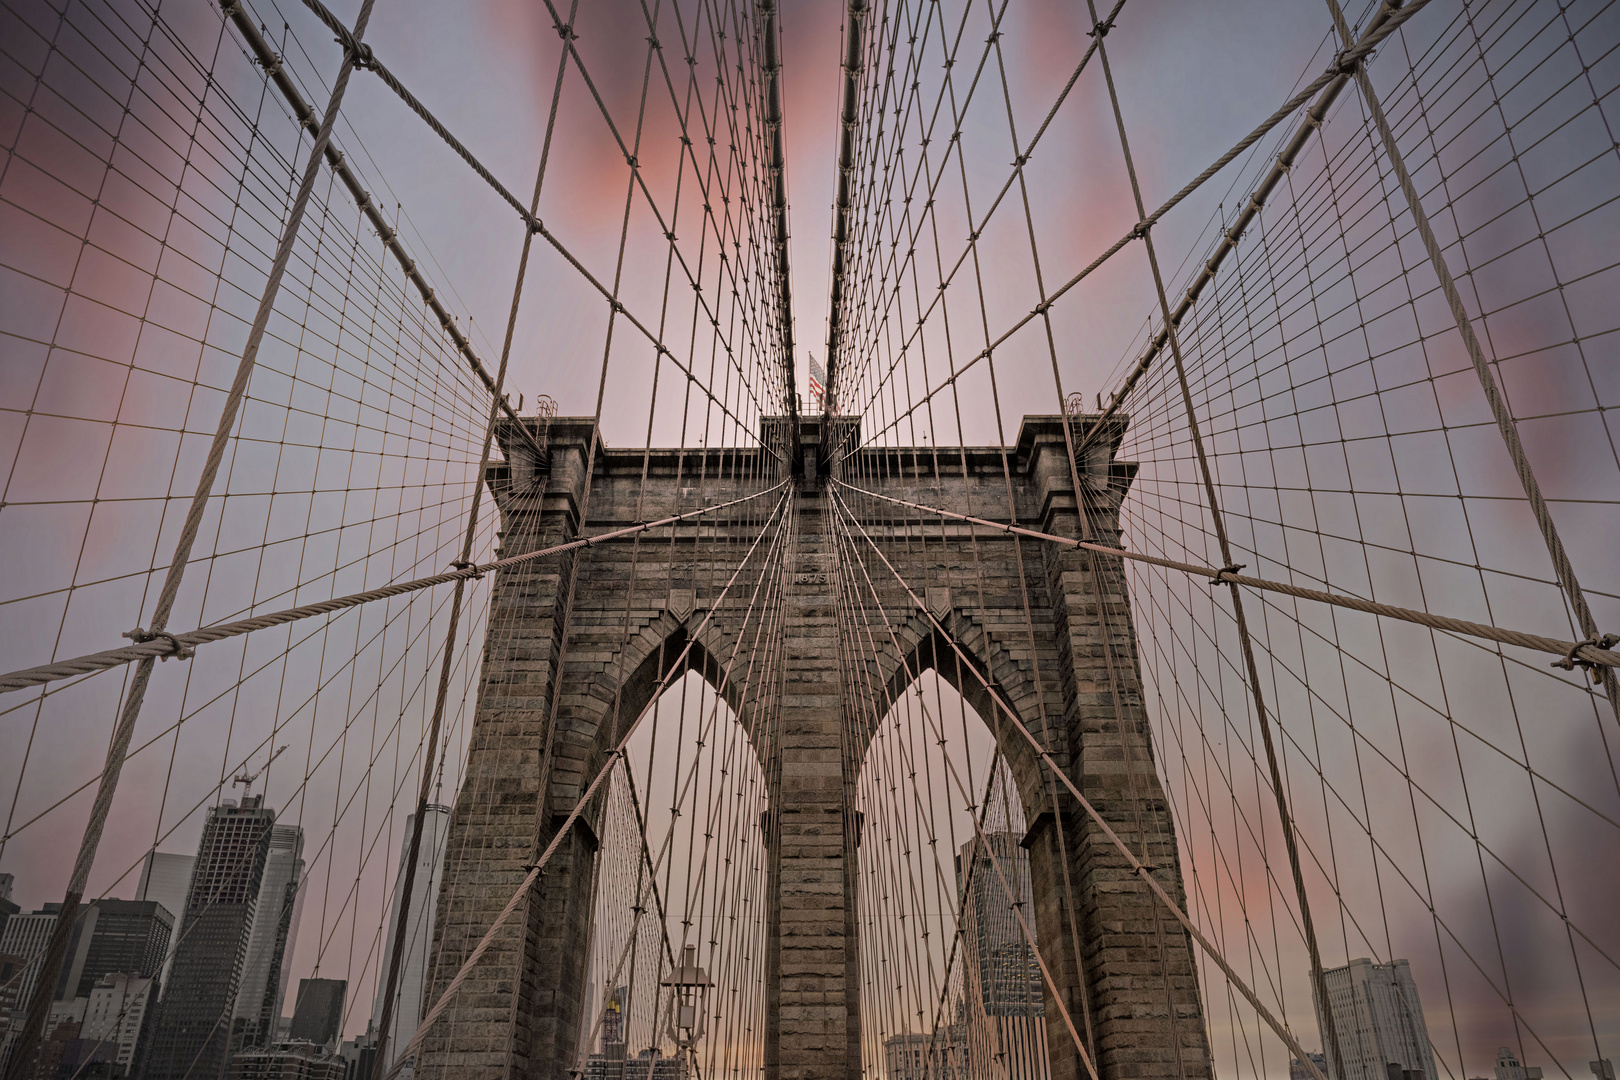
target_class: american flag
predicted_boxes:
[808,353,826,405]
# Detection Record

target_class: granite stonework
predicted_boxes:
[417,416,1210,1080]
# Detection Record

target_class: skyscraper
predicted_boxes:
[0,906,58,1027]
[72,899,173,999]
[368,806,448,1073]
[0,873,17,942]
[137,852,197,998]
[233,824,306,1051]
[79,971,160,1076]
[0,901,170,1076]
[143,796,276,1080]
[1312,958,1437,1080]
[955,833,1047,1080]
[0,905,66,1074]
[1495,1048,1545,1080]
[289,979,347,1051]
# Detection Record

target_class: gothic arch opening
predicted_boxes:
[572,670,770,1080]
[852,659,1062,1080]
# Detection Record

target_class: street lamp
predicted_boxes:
[661,945,713,1052]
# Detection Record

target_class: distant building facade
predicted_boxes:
[337,1030,377,1080]
[289,979,346,1051]
[77,971,159,1076]
[1293,1053,1329,1080]
[954,833,1047,1080]
[0,907,60,1036]
[70,900,172,1000]
[136,852,196,998]
[883,1031,969,1080]
[143,796,277,1080]
[0,874,17,943]
[234,824,306,1052]
[228,1040,346,1080]
[581,1046,686,1080]
[0,952,26,1046]
[1311,958,1436,1080]
[1495,1048,1544,1080]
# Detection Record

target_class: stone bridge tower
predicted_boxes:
[417,415,1211,1080]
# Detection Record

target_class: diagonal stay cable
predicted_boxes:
[366,1,581,1056]
[836,0,1125,422]
[1320,0,1620,728]
[1067,0,1426,464]
[223,0,547,465]
[829,483,1620,701]
[0,2,383,1074]
[379,484,791,1080]
[299,0,790,450]
[860,0,1434,447]
[0,482,789,696]
[827,484,1334,1080]
[829,505,1103,1080]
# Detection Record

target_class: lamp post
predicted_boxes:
[662,945,712,1072]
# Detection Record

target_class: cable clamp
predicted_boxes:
[450,559,485,580]
[124,627,194,661]
[1127,220,1152,241]
[1212,563,1246,587]
[258,53,283,78]
[345,40,377,71]
[1087,18,1115,38]
[218,0,241,15]
[1552,632,1619,682]
[1333,47,1363,75]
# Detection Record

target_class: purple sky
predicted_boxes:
[1,0,1616,1073]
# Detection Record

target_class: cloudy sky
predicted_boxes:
[1,0,1615,1074]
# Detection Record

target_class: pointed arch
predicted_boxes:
[544,607,769,820]
[848,605,1059,826]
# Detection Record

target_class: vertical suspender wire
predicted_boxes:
[0,3,379,1074]
[970,24,1125,1066]
[517,8,679,1073]
[1077,2,1345,1074]
[367,0,575,1065]
[562,1,672,1059]
[1317,0,1620,728]
[832,496,1103,1080]
[972,12,1181,1073]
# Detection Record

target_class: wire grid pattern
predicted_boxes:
[1109,0,1620,1073]
[0,0,1614,1077]
[816,0,1619,1077]
[0,0,497,1057]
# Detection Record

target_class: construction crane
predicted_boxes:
[232,744,288,799]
